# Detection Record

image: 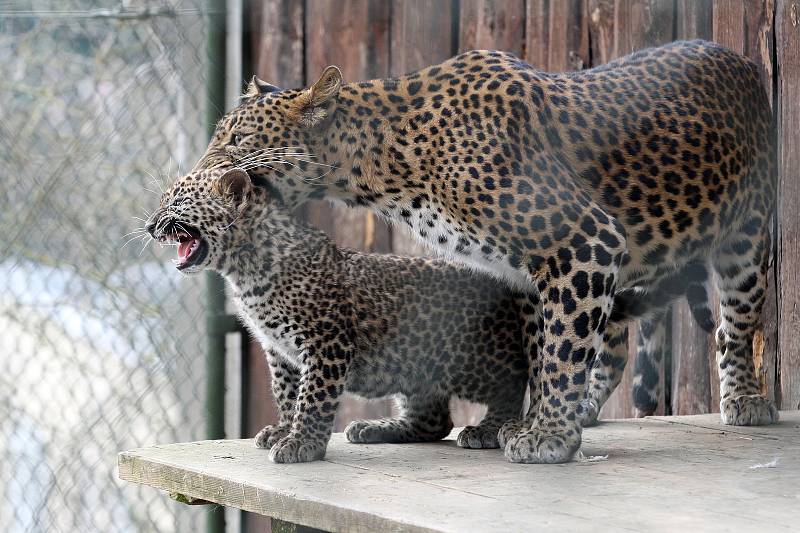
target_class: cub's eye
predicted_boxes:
[232,134,244,146]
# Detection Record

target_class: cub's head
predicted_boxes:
[193,66,344,208]
[145,168,266,274]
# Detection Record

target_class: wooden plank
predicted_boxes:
[612,0,675,56]
[303,0,394,427]
[389,0,457,258]
[303,0,393,253]
[252,0,305,89]
[713,0,778,406]
[119,411,800,533]
[777,0,800,410]
[453,0,524,426]
[676,0,713,39]
[671,0,717,417]
[525,0,590,71]
[591,0,675,420]
[248,3,306,530]
[671,304,712,415]
[459,0,526,56]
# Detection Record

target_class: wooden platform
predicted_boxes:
[118,411,800,532]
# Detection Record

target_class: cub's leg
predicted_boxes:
[505,234,624,463]
[458,389,526,449]
[497,292,542,448]
[712,228,778,425]
[254,349,299,449]
[269,342,354,463]
[579,320,629,427]
[631,316,667,417]
[345,395,453,444]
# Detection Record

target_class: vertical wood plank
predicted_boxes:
[389,0,458,257]
[247,3,306,530]
[590,0,675,420]
[777,0,800,410]
[253,0,305,89]
[672,0,716,416]
[248,0,305,437]
[676,0,713,39]
[455,0,525,426]
[304,0,395,428]
[712,0,777,407]
[304,0,393,254]
[459,0,526,55]
[526,0,590,71]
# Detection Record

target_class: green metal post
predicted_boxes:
[206,0,226,532]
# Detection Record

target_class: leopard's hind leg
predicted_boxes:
[713,225,778,425]
[579,320,629,427]
[345,395,453,444]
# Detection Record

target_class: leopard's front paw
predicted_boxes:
[456,425,500,449]
[720,394,779,426]
[268,435,327,463]
[254,424,290,449]
[497,419,526,449]
[504,426,581,464]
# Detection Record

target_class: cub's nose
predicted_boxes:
[144,214,159,238]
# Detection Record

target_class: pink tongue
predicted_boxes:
[178,239,195,260]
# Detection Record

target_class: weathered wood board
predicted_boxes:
[119,411,800,533]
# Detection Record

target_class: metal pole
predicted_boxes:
[206,0,227,532]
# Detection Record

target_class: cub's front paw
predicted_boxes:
[268,435,327,463]
[254,425,290,449]
[721,394,779,426]
[456,425,500,449]
[504,425,581,464]
[344,420,388,443]
[577,398,600,428]
[497,419,526,449]
[345,419,420,443]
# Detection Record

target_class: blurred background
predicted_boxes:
[1,1,798,533]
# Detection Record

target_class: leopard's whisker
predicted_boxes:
[137,235,153,257]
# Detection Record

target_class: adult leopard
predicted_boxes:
[185,40,777,463]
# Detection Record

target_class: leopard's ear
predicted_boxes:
[292,66,342,129]
[214,168,252,205]
[244,75,281,98]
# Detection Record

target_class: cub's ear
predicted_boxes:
[214,168,252,205]
[294,65,342,129]
[244,75,281,98]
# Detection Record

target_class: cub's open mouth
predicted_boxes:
[159,225,208,270]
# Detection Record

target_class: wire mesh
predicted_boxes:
[0,1,219,531]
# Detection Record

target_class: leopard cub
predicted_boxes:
[146,168,530,463]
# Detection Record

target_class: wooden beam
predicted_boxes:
[304,0,395,427]
[671,0,715,416]
[526,0,590,71]
[389,0,458,257]
[590,0,675,419]
[777,0,800,410]
[713,0,778,406]
[459,0,526,55]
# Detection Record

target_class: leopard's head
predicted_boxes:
[145,167,265,274]
[191,66,345,209]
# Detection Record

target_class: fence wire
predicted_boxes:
[0,1,219,531]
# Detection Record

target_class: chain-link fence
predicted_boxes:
[0,1,219,531]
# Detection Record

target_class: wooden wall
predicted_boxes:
[245,0,799,446]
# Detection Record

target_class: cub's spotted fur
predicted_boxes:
[183,40,778,463]
[146,168,530,462]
